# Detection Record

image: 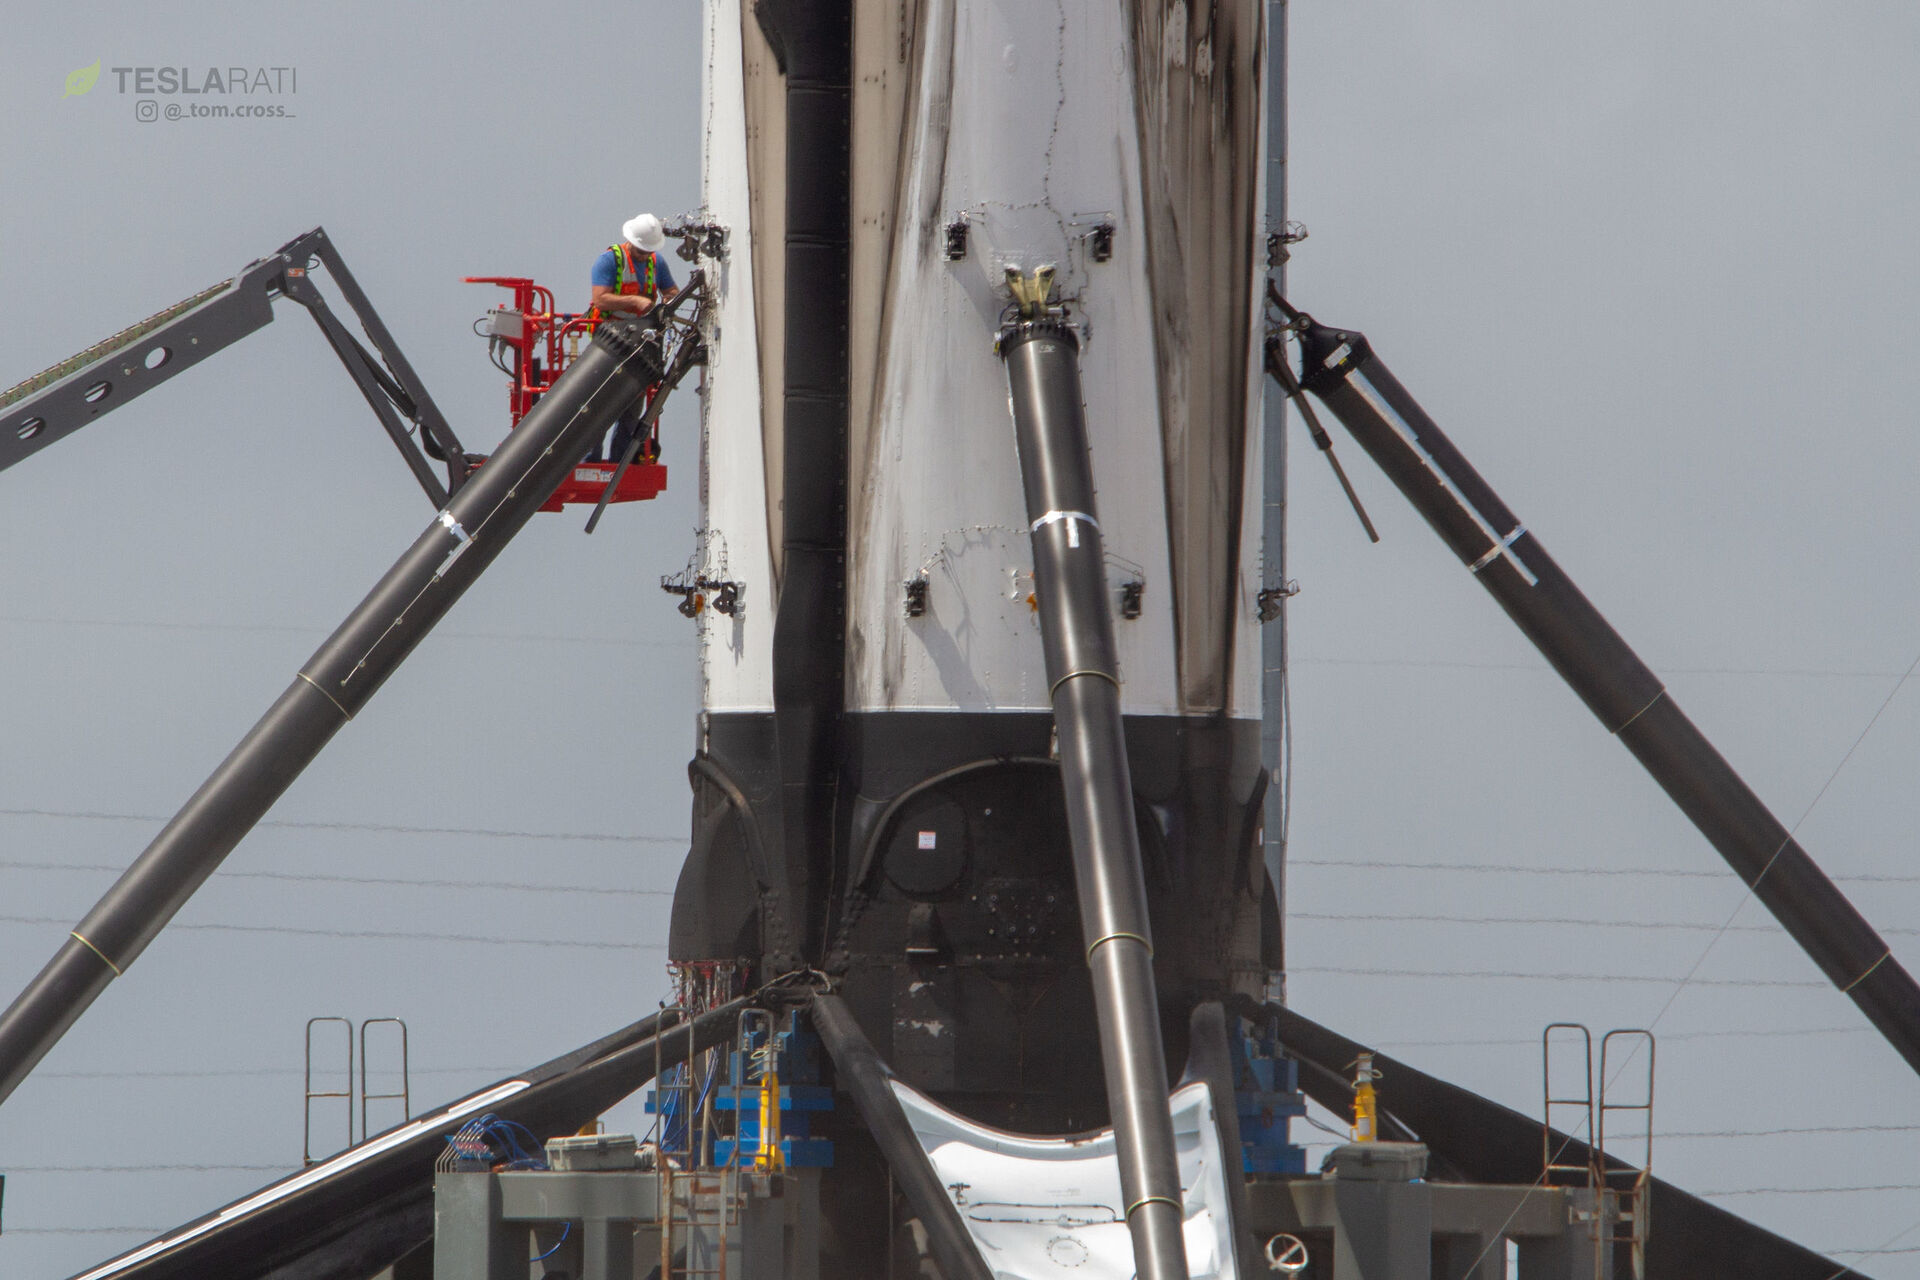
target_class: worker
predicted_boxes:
[585,213,680,462]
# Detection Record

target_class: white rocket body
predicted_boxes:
[673,0,1275,1141]
[696,0,1265,725]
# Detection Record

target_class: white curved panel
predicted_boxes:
[847,0,1182,715]
[697,0,776,713]
[890,1079,1241,1280]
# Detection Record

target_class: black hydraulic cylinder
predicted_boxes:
[810,994,994,1280]
[1001,320,1190,1280]
[0,320,658,1108]
[1293,311,1920,1079]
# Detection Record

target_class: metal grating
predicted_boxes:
[0,278,233,410]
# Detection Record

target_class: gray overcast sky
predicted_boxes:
[1285,1,1920,1269]
[2,1,1917,1276]
[0,5,706,1275]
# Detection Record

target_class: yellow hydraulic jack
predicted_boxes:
[1350,1052,1380,1143]
[755,1056,785,1171]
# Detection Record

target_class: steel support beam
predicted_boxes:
[1284,307,1920,1082]
[0,319,658,1107]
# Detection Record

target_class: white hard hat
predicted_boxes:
[622,213,667,253]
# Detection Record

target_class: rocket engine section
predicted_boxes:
[672,0,1274,1137]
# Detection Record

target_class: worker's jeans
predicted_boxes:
[608,405,649,463]
[584,404,647,464]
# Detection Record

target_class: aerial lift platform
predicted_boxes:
[0,226,672,517]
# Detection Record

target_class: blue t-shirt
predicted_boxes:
[591,247,675,293]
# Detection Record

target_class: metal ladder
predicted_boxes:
[1540,1023,1595,1186]
[1542,1022,1655,1279]
[662,1168,739,1280]
[651,983,761,1280]
[303,1016,411,1164]
[1599,1030,1655,1280]
[654,1004,698,1165]
[653,1005,697,1280]
[304,1017,353,1166]
[359,1017,411,1140]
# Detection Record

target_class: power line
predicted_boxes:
[1825,1215,1920,1279]
[0,914,665,951]
[0,859,670,898]
[1289,965,1825,988]
[37,1065,519,1081]
[0,806,686,846]
[1293,858,1718,879]
[1702,1184,1920,1197]
[1371,1025,1871,1050]
[1290,858,1920,885]
[1,1227,167,1236]
[1292,655,1920,680]
[1660,1124,1920,1139]
[1289,909,1920,938]
[13,1164,287,1174]
[0,612,680,650]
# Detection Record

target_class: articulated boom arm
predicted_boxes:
[0,277,708,1110]
[1269,291,1920,1082]
[0,226,469,506]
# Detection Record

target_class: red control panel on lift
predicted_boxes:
[465,275,667,511]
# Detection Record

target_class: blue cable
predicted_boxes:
[482,1116,547,1169]
[443,1113,549,1171]
[531,1221,572,1263]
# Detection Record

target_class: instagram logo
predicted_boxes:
[133,98,158,122]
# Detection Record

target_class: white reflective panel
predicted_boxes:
[890,1079,1240,1280]
[844,0,1182,716]
[696,0,776,713]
